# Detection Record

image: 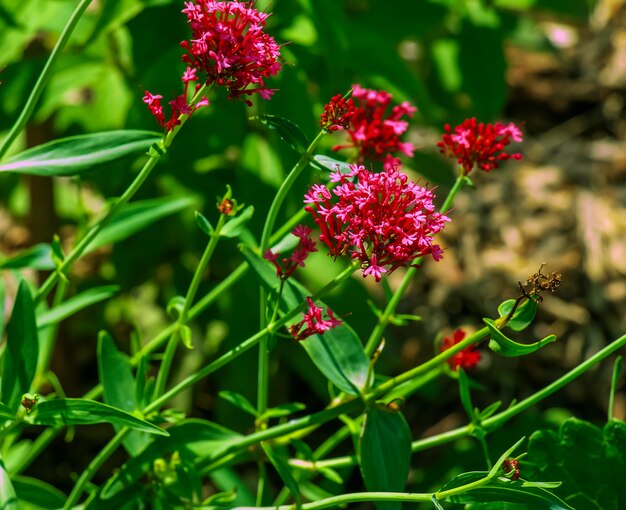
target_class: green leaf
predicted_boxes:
[261,443,301,505]
[484,318,556,357]
[0,131,162,176]
[447,483,574,509]
[195,210,215,237]
[458,368,475,421]
[497,299,538,332]
[0,459,17,510]
[0,402,16,421]
[102,419,242,499]
[2,279,39,411]
[12,475,66,509]
[312,154,352,176]
[220,205,254,239]
[359,408,412,510]
[30,398,168,436]
[523,418,626,510]
[240,244,369,394]
[260,402,306,420]
[609,355,622,421]
[432,494,445,510]
[251,115,309,153]
[37,285,119,329]
[87,196,195,252]
[218,391,258,417]
[0,243,55,271]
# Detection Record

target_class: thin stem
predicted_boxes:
[0,0,94,161]
[154,212,227,398]
[363,173,467,357]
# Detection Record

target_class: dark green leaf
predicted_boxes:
[31,398,168,436]
[458,368,475,421]
[218,391,258,417]
[195,211,215,237]
[497,298,538,332]
[0,402,15,421]
[484,318,556,357]
[261,443,301,505]
[0,244,55,271]
[12,475,66,509]
[87,196,195,252]
[252,115,309,153]
[2,279,39,410]
[37,285,119,329]
[0,459,17,510]
[359,408,412,510]
[447,484,573,509]
[0,131,162,176]
[220,206,254,239]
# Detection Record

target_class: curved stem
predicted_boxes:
[154,211,227,398]
[0,0,94,161]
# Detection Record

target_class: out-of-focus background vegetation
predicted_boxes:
[1,0,625,503]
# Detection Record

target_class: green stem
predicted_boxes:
[154,211,227,398]
[0,0,94,161]
[363,173,467,357]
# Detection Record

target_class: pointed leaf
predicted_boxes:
[195,211,214,237]
[252,115,309,153]
[87,196,195,252]
[261,443,301,505]
[220,206,254,239]
[37,285,119,329]
[0,244,54,271]
[359,408,412,510]
[2,280,39,410]
[312,154,352,176]
[12,475,66,509]
[484,318,556,357]
[260,402,306,420]
[0,459,17,510]
[0,131,162,176]
[497,298,538,332]
[446,483,574,509]
[31,398,168,436]
[218,391,258,417]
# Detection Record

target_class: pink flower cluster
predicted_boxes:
[143,68,209,132]
[331,85,416,167]
[440,329,481,371]
[181,0,282,105]
[289,297,341,341]
[263,225,317,280]
[437,118,523,174]
[304,164,449,281]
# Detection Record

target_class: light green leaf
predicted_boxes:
[30,398,168,436]
[0,244,55,271]
[12,475,66,509]
[195,211,215,237]
[497,299,538,332]
[260,402,306,420]
[0,459,17,510]
[0,131,161,176]
[359,408,412,510]
[2,279,39,411]
[0,402,16,421]
[251,115,309,153]
[37,285,119,329]
[484,318,556,357]
[87,196,195,252]
[220,206,254,239]
[312,154,352,176]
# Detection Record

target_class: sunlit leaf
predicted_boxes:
[37,285,119,329]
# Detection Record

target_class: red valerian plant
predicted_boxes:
[437,117,523,174]
[331,85,416,167]
[289,297,342,341]
[181,0,282,104]
[441,328,481,371]
[263,225,318,280]
[304,163,449,281]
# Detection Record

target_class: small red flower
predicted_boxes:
[502,458,520,481]
[437,118,523,174]
[320,94,356,132]
[263,225,318,280]
[289,297,342,341]
[441,329,481,371]
[304,163,449,281]
[332,85,416,165]
[181,0,282,105]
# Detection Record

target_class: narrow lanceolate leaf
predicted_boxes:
[220,206,254,239]
[262,443,301,505]
[359,408,412,510]
[87,196,195,252]
[2,280,39,411]
[0,131,162,176]
[0,459,17,510]
[31,398,168,436]
[0,244,55,271]
[37,285,120,329]
[11,475,66,509]
[251,115,309,153]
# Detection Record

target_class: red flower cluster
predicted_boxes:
[289,297,341,341]
[440,329,481,371]
[437,118,523,174]
[304,163,449,281]
[181,0,282,104]
[331,85,416,166]
[320,94,356,132]
[143,67,209,132]
[263,225,317,280]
